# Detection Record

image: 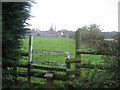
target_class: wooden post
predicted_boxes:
[65,54,71,87]
[75,31,81,78]
[28,35,33,63]
[27,35,33,84]
[66,54,71,69]
[44,72,54,88]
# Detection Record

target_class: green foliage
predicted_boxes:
[82,32,120,88]
[77,24,104,43]
[2,2,32,87]
[73,69,117,88]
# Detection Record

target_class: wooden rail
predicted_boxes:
[13,71,67,81]
[76,49,113,56]
[65,58,81,63]
[32,60,66,66]
[17,64,66,72]
[32,50,70,55]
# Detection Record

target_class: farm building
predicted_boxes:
[27,25,71,37]
[29,25,58,37]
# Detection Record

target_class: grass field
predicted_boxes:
[21,37,103,64]
[18,37,104,86]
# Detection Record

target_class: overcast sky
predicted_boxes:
[27,0,119,32]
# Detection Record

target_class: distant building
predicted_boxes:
[29,25,59,37]
[28,25,72,37]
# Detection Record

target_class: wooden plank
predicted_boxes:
[76,49,113,56]
[13,71,67,81]
[66,58,81,63]
[45,72,54,88]
[32,60,66,66]
[16,64,66,72]
[31,65,66,72]
[66,69,80,74]
[13,64,111,70]
[44,72,53,78]
[32,50,70,55]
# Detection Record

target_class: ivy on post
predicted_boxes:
[27,35,33,84]
[75,30,81,78]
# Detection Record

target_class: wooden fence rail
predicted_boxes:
[77,49,113,56]
[16,64,66,72]
[32,50,70,55]
[32,60,66,66]
[13,71,67,81]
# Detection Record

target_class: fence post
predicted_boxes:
[75,31,81,78]
[27,35,33,84]
[44,72,54,88]
[65,54,71,87]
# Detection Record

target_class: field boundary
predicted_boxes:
[12,31,112,87]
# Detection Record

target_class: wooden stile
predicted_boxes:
[12,31,113,86]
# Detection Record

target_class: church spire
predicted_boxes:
[48,23,54,34]
[49,23,53,31]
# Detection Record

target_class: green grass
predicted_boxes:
[21,37,102,64]
[18,37,103,87]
